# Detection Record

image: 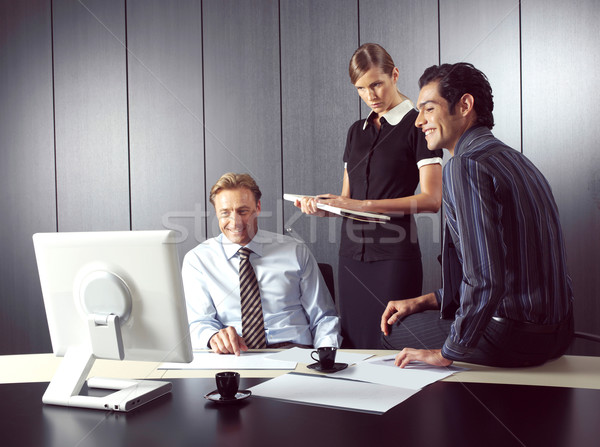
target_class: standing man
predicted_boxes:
[183,172,341,355]
[381,63,573,367]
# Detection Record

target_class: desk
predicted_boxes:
[2,378,600,446]
[2,352,599,389]
[1,353,599,447]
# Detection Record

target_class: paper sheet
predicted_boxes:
[366,354,469,372]
[159,351,296,370]
[333,361,456,390]
[248,373,418,414]
[264,347,372,365]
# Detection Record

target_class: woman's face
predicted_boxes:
[354,66,400,116]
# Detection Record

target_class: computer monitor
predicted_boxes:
[32,230,193,412]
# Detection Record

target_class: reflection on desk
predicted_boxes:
[2,377,600,447]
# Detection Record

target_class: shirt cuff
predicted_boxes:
[417,157,443,169]
[441,336,473,361]
[197,327,221,350]
[434,289,443,306]
[313,334,342,349]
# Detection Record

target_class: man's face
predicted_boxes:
[416,81,466,152]
[214,187,261,246]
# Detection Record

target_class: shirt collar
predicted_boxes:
[362,99,415,130]
[220,229,265,260]
[454,125,494,156]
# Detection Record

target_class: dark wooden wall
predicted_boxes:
[1,0,598,355]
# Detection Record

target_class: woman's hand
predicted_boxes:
[294,195,328,217]
[314,194,364,212]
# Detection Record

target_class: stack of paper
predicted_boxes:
[248,373,418,414]
[160,351,296,370]
[249,353,466,414]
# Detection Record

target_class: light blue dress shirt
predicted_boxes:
[182,229,342,349]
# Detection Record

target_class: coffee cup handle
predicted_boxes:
[310,350,320,363]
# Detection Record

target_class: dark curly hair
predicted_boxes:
[418,63,494,129]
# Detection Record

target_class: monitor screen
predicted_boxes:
[33,230,193,411]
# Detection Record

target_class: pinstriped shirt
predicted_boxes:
[436,126,574,360]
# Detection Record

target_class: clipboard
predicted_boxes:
[284,194,391,224]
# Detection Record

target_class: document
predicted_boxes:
[159,351,296,370]
[284,194,390,223]
[264,347,372,365]
[333,360,456,390]
[366,354,469,372]
[248,373,418,414]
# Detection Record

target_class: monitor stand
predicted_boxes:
[43,346,172,412]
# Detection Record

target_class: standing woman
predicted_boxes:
[296,43,443,348]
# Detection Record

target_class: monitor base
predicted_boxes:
[43,347,171,412]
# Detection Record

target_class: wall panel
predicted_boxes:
[1,0,599,357]
[440,0,521,151]
[360,0,442,294]
[522,0,600,355]
[0,0,55,354]
[202,0,281,236]
[360,0,439,111]
[280,0,358,294]
[127,0,205,258]
[53,0,130,231]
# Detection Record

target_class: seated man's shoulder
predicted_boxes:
[254,230,311,260]
[183,235,223,264]
[254,229,299,247]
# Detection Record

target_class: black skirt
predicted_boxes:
[338,256,422,349]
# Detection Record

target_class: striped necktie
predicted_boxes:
[238,247,267,348]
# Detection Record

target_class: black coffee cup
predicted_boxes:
[215,371,240,399]
[310,347,337,369]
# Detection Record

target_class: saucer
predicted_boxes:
[204,389,252,403]
[307,362,348,373]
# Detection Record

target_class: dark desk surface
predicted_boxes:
[1,378,599,447]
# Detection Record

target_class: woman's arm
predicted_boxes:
[294,168,351,217]
[317,163,442,215]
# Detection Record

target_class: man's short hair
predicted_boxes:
[209,172,262,206]
[419,62,494,129]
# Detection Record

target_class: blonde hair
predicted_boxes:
[349,43,396,85]
[209,173,262,206]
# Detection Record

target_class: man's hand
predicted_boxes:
[209,327,248,356]
[380,293,438,336]
[394,348,453,368]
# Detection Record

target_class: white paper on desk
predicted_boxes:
[333,361,455,390]
[159,351,296,370]
[248,373,418,414]
[264,347,372,365]
[366,354,469,372]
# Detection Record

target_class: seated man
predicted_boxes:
[183,172,341,355]
[381,63,574,368]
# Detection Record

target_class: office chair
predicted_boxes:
[318,263,335,302]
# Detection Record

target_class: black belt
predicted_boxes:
[491,316,563,334]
